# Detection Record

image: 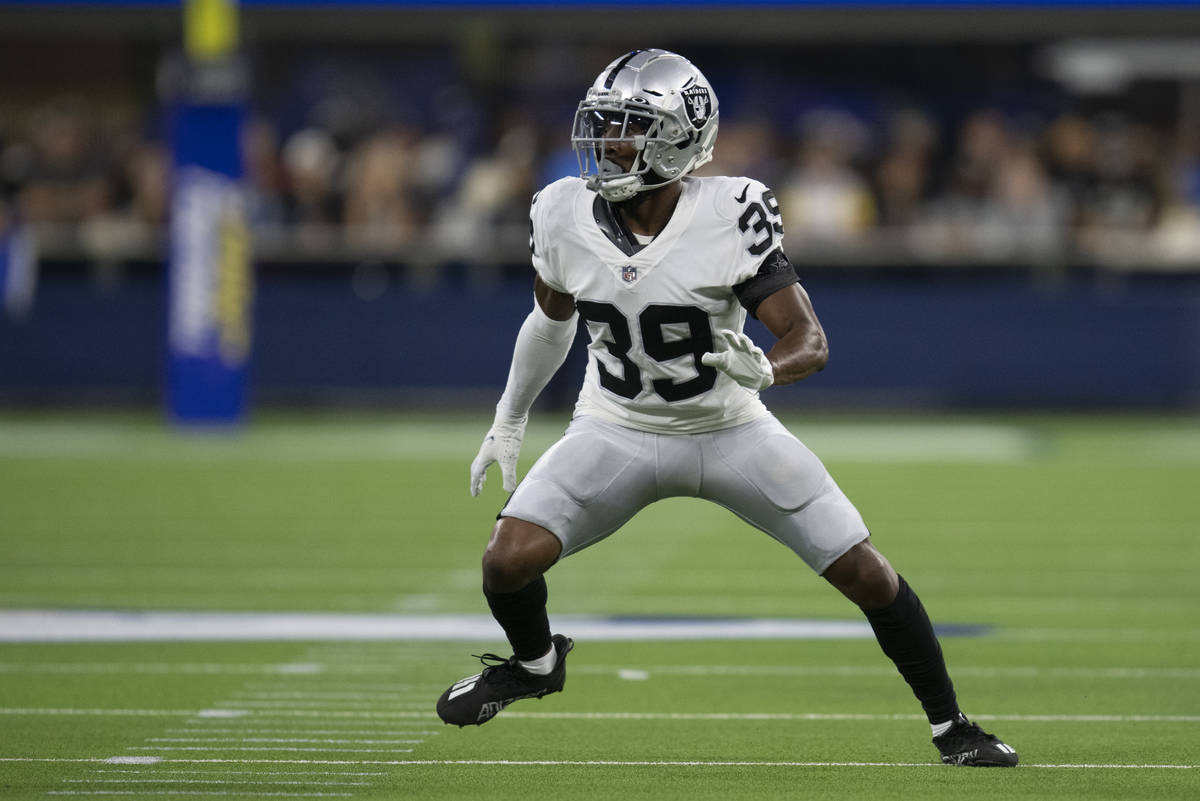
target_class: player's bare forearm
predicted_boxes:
[757,284,829,386]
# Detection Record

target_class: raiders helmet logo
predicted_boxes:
[682,86,712,127]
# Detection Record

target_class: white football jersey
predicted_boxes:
[530,175,792,434]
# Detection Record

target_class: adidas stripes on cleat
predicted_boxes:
[436,634,574,727]
[933,714,1019,767]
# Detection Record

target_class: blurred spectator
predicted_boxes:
[699,118,783,187]
[1,49,1198,271]
[980,146,1070,259]
[342,126,421,251]
[1043,112,1096,230]
[16,96,113,224]
[431,115,538,264]
[873,108,937,228]
[1074,115,1161,262]
[125,142,170,227]
[281,127,343,227]
[1152,121,1200,263]
[779,109,876,246]
[243,116,288,228]
[914,109,1016,260]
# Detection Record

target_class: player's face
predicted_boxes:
[580,108,652,172]
[603,125,636,171]
[602,115,649,171]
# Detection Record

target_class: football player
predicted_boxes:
[436,49,1018,768]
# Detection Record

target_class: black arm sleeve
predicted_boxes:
[732,248,800,319]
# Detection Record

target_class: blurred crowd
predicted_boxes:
[4,83,1200,269]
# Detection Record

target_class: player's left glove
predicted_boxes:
[701,329,774,391]
[469,417,527,497]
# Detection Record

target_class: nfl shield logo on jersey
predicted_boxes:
[621,265,638,283]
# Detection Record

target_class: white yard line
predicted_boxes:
[0,611,880,642]
[220,700,432,709]
[200,711,430,719]
[496,711,1200,723]
[92,770,386,776]
[181,719,439,729]
[3,708,1197,722]
[385,759,1198,770]
[4,609,1196,644]
[47,793,353,798]
[146,738,425,745]
[166,729,438,736]
[0,708,197,717]
[576,664,1200,680]
[216,701,430,709]
[0,420,1043,464]
[131,747,415,754]
[0,663,332,675]
[4,661,1196,681]
[63,779,368,786]
[6,757,1192,771]
[236,692,418,700]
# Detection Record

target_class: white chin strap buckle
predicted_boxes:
[596,174,643,202]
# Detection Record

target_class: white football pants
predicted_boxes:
[501,413,869,574]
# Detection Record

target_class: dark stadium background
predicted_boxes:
[1,0,1199,412]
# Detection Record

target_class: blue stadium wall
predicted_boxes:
[2,266,1199,409]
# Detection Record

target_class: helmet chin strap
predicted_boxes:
[594,174,643,202]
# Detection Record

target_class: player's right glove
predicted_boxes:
[701,329,775,391]
[469,417,527,497]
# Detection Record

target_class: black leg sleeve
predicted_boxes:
[863,574,960,724]
[483,576,552,662]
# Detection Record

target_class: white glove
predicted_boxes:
[469,417,527,497]
[701,329,774,391]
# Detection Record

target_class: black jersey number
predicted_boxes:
[737,188,785,257]
[574,300,642,399]
[575,301,717,402]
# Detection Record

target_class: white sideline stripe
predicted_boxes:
[4,661,1198,680]
[166,729,438,736]
[0,663,329,675]
[206,716,441,725]
[0,709,196,717]
[497,711,1200,723]
[131,747,415,754]
[64,780,368,787]
[0,420,1039,464]
[147,738,424,745]
[0,610,877,643]
[577,664,1200,680]
[3,708,1198,723]
[2,757,1194,770]
[94,770,386,776]
[239,684,427,692]
[216,701,431,709]
[237,690,417,695]
[384,759,1197,770]
[47,793,352,798]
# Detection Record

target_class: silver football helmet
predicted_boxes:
[572,49,719,202]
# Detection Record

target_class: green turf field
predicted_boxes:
[0,410,1197,800]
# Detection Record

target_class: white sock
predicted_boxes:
[931,715,961,738]
[518,645,557,676]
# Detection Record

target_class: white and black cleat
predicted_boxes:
[436,634,573,727]
[933,714,1019,767]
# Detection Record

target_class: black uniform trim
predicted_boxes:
[592,194,646,257]
[604,50,643,89]
[733,248,799,319]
